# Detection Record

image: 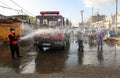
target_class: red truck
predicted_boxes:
[33,11,71,51]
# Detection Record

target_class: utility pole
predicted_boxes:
[21,9,23,15]
[115,0,118,31]
[92,7,94,16]
[80,10,84,27]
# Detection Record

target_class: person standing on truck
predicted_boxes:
[76,31,84,52]
[43,21,48,27]
[8,28,22,59]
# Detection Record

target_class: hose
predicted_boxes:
[18,42,33,51]
[0,39,33,50]
[18,39,34,51]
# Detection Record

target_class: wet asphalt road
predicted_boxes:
[1,38,120,78]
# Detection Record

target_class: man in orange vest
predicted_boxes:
[8,28,22,59]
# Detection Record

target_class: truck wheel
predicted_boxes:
[61,46,65,50]
[38,47,44,52]
[61,42,67,50]
[67,40,70,46]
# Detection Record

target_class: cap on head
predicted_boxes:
[10,28,15,31]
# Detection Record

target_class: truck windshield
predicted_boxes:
[36,16,62,27]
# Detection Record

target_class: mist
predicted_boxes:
[84,0,115,8]
[19,25,69,40]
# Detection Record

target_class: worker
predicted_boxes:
[76,31,84,52]
[8,28,22,59]
[89,31,97,48]
[97,30,104,51]
[43,21,48,27]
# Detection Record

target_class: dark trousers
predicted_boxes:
[98,39,103,51]
[10,44,20,59]
[78,40,84,52]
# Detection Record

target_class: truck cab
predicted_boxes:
[33,11,71,50]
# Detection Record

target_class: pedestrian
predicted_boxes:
[8,28,22,59]
[76,31,84,52]
[89,31,97,48]
[97,30,104,51]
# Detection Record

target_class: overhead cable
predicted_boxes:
[10,0,34,16]
[0,5,20,11]
[0,1,10,7]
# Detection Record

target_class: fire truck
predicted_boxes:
[34,11,71,50]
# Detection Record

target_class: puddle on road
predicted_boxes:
[21,59,36,74]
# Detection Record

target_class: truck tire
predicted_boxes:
[61,42,67,50]
[67,40,70,46]
[38,46,44,51]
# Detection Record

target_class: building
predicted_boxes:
[0,14,6,19]
[116,12,120,29]
[89,12,106,23]
[88,12,106,29]
[104,12,120,30]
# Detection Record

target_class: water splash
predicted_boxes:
[19,23,72,40]
[20,27,68,40]
[19,23,34,40]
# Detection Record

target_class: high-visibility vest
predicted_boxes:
[8,32,18,44]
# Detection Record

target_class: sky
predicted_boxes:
[0,0,120,26]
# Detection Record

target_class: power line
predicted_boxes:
[0,1,10,7]
[10,0,34,16]
[0,0,21,14]
[0,5,20,11]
